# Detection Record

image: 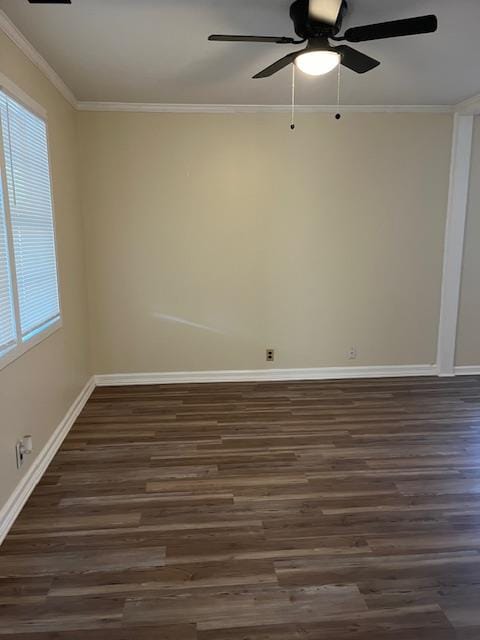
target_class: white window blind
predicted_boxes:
[0,168,16,355]
[0,91,60,345]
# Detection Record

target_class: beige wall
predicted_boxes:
[457,116,480,366]
[79,111,452,374]
[0,32,90,510]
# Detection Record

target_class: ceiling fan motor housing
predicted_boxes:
[289,0,347,39]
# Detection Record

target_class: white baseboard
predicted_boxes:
[0,376,95,545]
[95,364,438,386]
[454,366,480,376]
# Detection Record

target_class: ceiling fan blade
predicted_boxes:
[335,45,380,74]
[308,0,343,25]
[209,35,296,44]
[344,15,438,43]
[253,51,300,79]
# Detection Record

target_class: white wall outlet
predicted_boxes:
[348,347,357,360]
[266,349,275,362]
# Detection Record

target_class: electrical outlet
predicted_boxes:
[16,441,25,469]
[15,435,33,469]
[266,349,275,362]
[348,347,357,360]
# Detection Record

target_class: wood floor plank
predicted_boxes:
[123,584,367,630]
[0,624,196,639]
[197,605,455,639]
[0,547,166,578]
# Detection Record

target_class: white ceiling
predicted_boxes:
[0,0,479,106]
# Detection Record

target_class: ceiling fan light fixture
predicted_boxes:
[295,50,340,76]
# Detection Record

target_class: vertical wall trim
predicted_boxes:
[437,114,474,376]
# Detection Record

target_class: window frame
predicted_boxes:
[0,74,62,371]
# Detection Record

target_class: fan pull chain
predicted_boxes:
[290,64,296,130]
[335,63,342,121]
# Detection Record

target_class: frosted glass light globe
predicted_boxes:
[295,50,340,76]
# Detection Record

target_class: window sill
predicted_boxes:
[0,318,62,372]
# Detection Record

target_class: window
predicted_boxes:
[0,88,61,368]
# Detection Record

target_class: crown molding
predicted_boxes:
[0,9,77,108]
[455,92,480,115]
[76,101,453,114]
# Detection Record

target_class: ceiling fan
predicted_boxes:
[209,0,438,78]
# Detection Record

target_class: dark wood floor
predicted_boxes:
[2,377,480,638]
